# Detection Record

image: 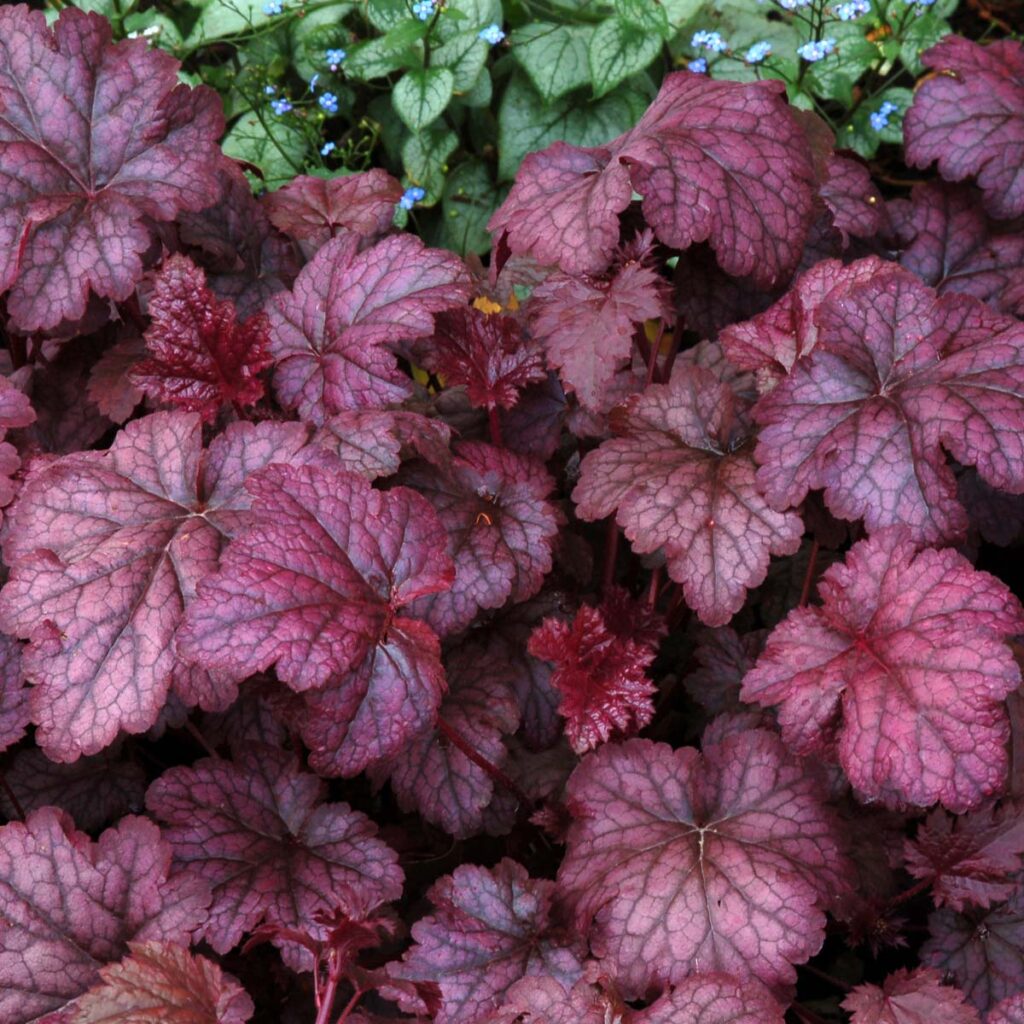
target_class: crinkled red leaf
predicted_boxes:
[74,941,254,1024]
[990,993,1024,1024]
[891,182,1024,317]
[922,885,1024,1014]
[0,413,308,760]
[489,73,815,288]
[528,236,671,410]
[390,859,585,1024]
[398,443,560,637]
[368,645,520,838]
[0,6,225,331]
[145,745,402,970]
[263,170,403,250]
[573,365,803,626]
[742,529,1024,811]
[267,233,471,425]
[0,633,28,753]
[130,254,272,422]
[904,801,1024,911]
[0,808,210,1024]
[904,36,1024,220]
[753,267,1024,544]
[842,967,980,1024]
[422,307,546,412]
[557,729,850,997]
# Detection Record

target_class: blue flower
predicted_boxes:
[319,91,339,114]
[902,0,935,5]
[321,141,337,156]
[309,73,320,91]
[478,23,505,45]
[691,29,728,52]
[399,186,426,210]
[264,84,277,95]
[745,40,772,63]
[262,0,283,14]
[325,48,347,69]
[687,57,708,73]
[778,0,812,9]
[797,37,837,61]
[869,100,899,131]
[412,0,435,20]
[834,0,870,18]
[271,97,292,115]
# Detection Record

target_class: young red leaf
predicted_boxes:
[267,233,471,425]
[990,993,1024,1024]
[0,6,224,331]
[904,36,1024,220]
[573,365,803,626]
[753,268,1024,545]
[130,254,273,422]
[145,745,402,970]
[742,529,1024,811]
[0,413,308,760]
[904,801,1024,911]
[842,967,980,1024]
[0,634,28,754]
[74,941,254,1024]
[398,443,561,637]
[0,808,210,1023]
[263,170,403,249]
[389,859,585,1024]
[489,73,815,288]
[557,729,851,997]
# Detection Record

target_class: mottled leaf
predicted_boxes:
[842,967,980,1024]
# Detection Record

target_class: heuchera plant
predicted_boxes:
[1,6,1024,1024]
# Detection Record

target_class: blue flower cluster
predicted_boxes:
[687,57,708,73]
[691,30,728,52]
[399,186,426,210]
[745,40,772,63]
[797,37,837,61]
[262,0,283,14]
[321,141,336,156]
[478,23,505,44]
[412,0,435,20]
[319,92,339,114]
[870,100,899,131]
[834,0,870,19]
[326,48,347,71]
[777,0,812,9]
[271,97,292,115]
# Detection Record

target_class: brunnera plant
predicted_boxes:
[1,5,1024,1024]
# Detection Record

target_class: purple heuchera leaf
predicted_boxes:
[399,442,561,637]
[683,626,766,716]
[819,154,889,247]
[267,233,471,425]
[904,36,1024,220]
[145,745,403,971]
[921,883,1024,1014]
[0,413,309,760]
[389,859,585,1024]
[0,633,28,753]
[527,232,672,410]
[990,993,1024,1024]
[557,729,851,997]
[86,332,146,424]
[741,529,1024,811]
[0,6,225,331]
[573,365,804,626]
[489,73,815,289]
[842,967,981,1024]
[890,182,1024,317]
[130,254,273,422]
[0,808,210,1024]
[752,266,1024,544]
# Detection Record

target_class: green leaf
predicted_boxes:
[185,0,275,46]
[222,112,307,190]
[393,67,456,130]
[804,24,879,105]
[458,67,494,107]
[433,30,489,90]
[511,22,593,102]
[589,16,662,97]
[442,160,499,254]
[614,0,670,36]
[402,124,459,200]
[345,27,425,80]
[899,12,951,75]
[497,72,651,181]
[123,13,184,48]
[436,0,503,42]
[367,0,411,32]
[840,85,913,159]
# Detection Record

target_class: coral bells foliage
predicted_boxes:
[2,10,1024,1022]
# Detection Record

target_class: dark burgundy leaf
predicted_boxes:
[819,154,889,246]
[842,967,980,1024]
[683,626,766,715]
[742,529,1024,811]
[86,332,145,424]
[958,466,1024,546]
[0,6,225,331]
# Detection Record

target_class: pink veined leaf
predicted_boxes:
[0,633,28,753]
[921,883,1024,1014]
[0,808,210,1024]
[86,331,146,424]
[904,801,1024,911]
[904,36,1024,220]
[989,992,1024,1024]
[0,413,309,760]
[420,307,547,412]
[889,182,1024,317]
[73,941,254,1024]
[367,644,520,839]
[398,442,561,637]
[130,254,273,422]
[389,859,585,1024]
[556,729,851,998]
[145,744,403,971]
[489,976,615,1024]
[741,529,1024,811]
[819,154,889,246]
[527,233,672,410]
[0,6,225,332]
[267,232,472,425]
[0,376,35,431]
[842,967,981,1024]
[489,73,815,288]
[262,169,403,250]
[573,364,804,626]
[177,461,453,775]
[752,266,1024,544]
